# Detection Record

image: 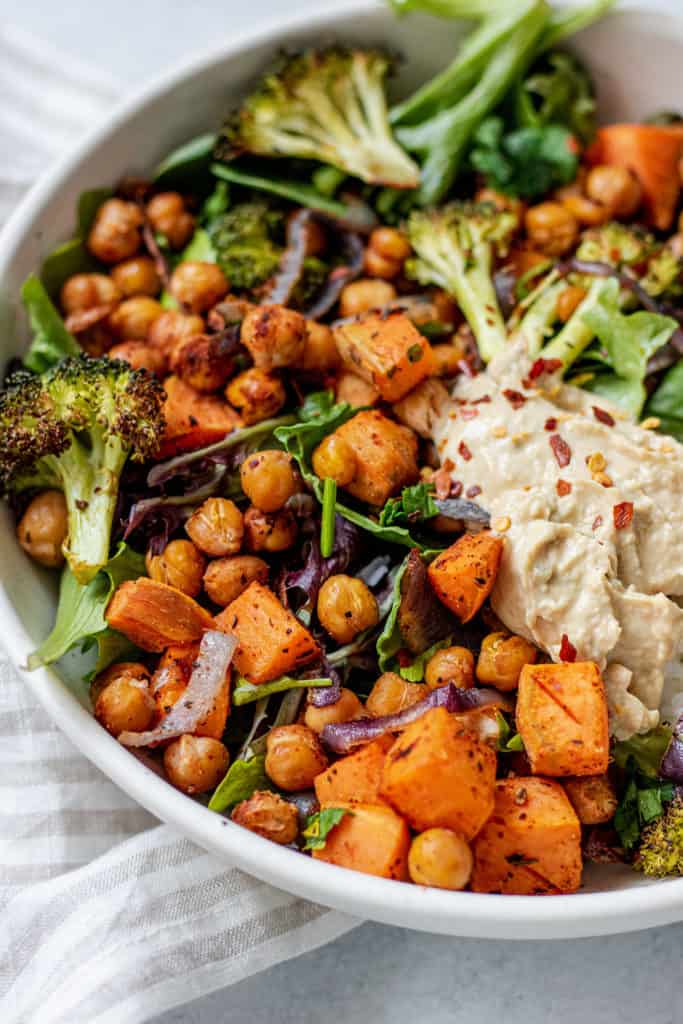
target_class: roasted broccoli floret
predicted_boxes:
[576,221,655,268]
[218,48,420,189]
[206,201,283,291]
[405,201,517,363]
[0,357,164,584]
[635,793,683,877]
[642,244,683,297]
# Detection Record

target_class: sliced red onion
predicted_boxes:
[660,714,683,783]
[304,231,364,320]
[263,208,315,306]
[321,683,511,754]
[142,221,171,290]
[119,630,237,747]
[434,497,490,526]
[123,465,225,542]
[282,790,320,829]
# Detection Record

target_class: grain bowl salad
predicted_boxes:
[4,0,683,894]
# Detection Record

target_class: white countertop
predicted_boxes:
[1,0,681,1020]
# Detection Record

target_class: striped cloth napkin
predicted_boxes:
[0,26,356,1024]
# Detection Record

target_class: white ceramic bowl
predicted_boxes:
[2,0,682,939]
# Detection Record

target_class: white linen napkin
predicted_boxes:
[0,27,357,1024]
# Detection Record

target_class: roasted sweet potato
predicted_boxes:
[392,378,450,439]
[586,123,683,230]
[380,707,496,840]
[312,801,411,880]
[214,581,319,684]
[428,531,504,623]
[365,673,426,717]
[160,374,242,456]
[314,736,393,806]
[334,311,435,402]
[152,644,230,740]
[333,410,419,507]
[516,661,609,777]
[563,775,618,825]
[106,578,213,652]
[471,777,582,894]
[334,368,381,407]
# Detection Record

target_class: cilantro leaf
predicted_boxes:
[470,116,578,199]
[613,755,674,851]
[302,807,351,851]
[379,482,439,529]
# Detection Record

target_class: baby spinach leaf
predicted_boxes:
[28,543,145,671]
[614,758,674,852]
[154,133,218,188]
[233,675,332,707]
[302,807,351,851]
[398,636,452,682]
[376,555,411,672]
[645,362,683,442]
[21,274,80,373]
[208,753,269,813]
[379,482,439,528]
[40,188,112,298]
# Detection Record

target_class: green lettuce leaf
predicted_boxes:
[233,675,332,706]
[302,807,351,851]
[28,543,145,670]
[21,275,80,373]
[613,725,673,778]
[398,636,452,682]
[379,482,439,529]
[645,362,683,442]
[208,753,269,813]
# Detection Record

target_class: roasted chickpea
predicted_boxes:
[425,646,475,690]
[145,539,206,597]
[338,278,397,318]
[243,505,298,553]
[299,321,340,373]
[432,343,465,377]
[317,574,379,644]
[108,340,167,375]
[586,164,643,218]
[170,333,233,392]
[334,369,380,408]
[91,661,150,701]
[225,368,286,425]
[564,775,618,825]
[265,724,329,792]
[476,631,537,691]
[311,434,357,487]
[111,256,161,297]
[240,304,307,370]
[364,248,402,280]
[186,498,244,557]
[163,735,230,795]
[231,790,299,844]
[369,226,412,263]
[109,296,163,341]
[170,261,228,314]
[408,829,473,890]
[524,201,578,257]
[203,554,269,606]
[60,273,121,314]
[88,198,143,263]
[365,672,425,717]
[558,192,609,227]
[556,284,587,323]
[94,674,155,737]
[17,490,68,568]
[147,310,206,357]
[146,191,196,250]
[304,688,364,734]
[240,450,300,512]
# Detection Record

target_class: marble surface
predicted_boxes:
[1,0,681,1020]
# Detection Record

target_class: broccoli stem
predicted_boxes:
[539,277,612,371]
[538,0,616,52]
[457,261,509,365]
[511,278,565,355]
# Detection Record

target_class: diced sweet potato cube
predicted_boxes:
[312,801,410,880]
[428,531,504,622]
[314,737,393,806]
[152,644,230,740]
[334,312,435,402]
[214,581,319,684]
[471,777,582,894]
[380,707,496,840]
[334,369,381,408]
[160,375,242,456]
[516,662,609,777]
[106,578,213,652]
[365,672,426,717]
[563,775,618,825]
[333,409,418,507]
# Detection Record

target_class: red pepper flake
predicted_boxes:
[592,406,615,427]
[613,501,634,530]
[549,433,571,468]
[544,417,558,431]
[466,485,482,498]
[592,515,603,530]
[503,388,526,409]
[458,441,473,461]
[556,479,572,497]
[559,634,577,663]
[461,407,479,420]
[397,649,413,668]
[529,357,563,380]
[450,480,463,498]
[472,394,492,404]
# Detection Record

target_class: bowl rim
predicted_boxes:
[1,0,683,939]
